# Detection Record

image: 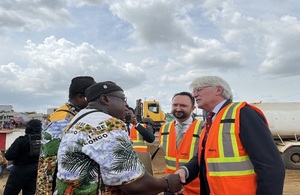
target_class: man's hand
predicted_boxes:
[165,174,182,193]
[175,169,186,184]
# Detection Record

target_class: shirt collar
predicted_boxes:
[212,99,227,118]
[68,101,81,112]
[175,116,193,126]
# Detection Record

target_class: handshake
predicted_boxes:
[164,173,185,194]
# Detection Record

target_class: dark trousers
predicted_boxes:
[4,163,38,195]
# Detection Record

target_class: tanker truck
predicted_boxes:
[251,102,300,169]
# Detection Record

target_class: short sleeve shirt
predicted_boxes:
[56,109,145,194]
[36,103,76,194]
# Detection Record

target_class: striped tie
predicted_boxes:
[203,112,215,146]
[176,123,185,148]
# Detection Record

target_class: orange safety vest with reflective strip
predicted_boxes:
[130,124,148,152]
[198,102,267,195]
[160,119,204,195]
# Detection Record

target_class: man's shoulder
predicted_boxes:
[189,118,204,128]
[224,102,265,121]
[47,104,76,123]
[9,136,25,146]
[73,109,104,121]
[43,105,74,135]
[159,121,174,133]
[166,120,175,125]
[192,118,202,122]
[73,110,126,132]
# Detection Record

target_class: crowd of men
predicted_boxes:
[1,75,285,195]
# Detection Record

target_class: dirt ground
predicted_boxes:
[1,144,299,195]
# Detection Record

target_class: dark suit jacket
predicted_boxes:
[184,100,285,195]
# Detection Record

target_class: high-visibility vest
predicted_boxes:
[160,119,204,195]
[46,104,76,125]
[130,124,148,152]
[198,102,267,195]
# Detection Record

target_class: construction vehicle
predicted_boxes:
[135,99,166,134]
[251,102,300,169]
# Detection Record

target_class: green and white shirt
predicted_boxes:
[56,109,146,195]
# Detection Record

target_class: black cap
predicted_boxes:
[69,76,96,98]
[85,81,124,102]
[25,119,42,134]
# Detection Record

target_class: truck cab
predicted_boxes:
[135,99,165,133]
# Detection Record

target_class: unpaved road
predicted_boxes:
[1,144,299,194]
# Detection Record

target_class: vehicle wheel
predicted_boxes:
[282,147,300,170]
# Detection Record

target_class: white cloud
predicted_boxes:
[1,0,300,113]
[0,35,146,111]
[180,38,245,70]
[164,58,183,72]
[140,57,159,68]
[66,0,105,7]
[109,0,194,47]
[0,0,72,32]
[258,16,300,76]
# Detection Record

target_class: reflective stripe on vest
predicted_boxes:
[130,124,147,152]
[161,120,203,171]
[206,102,255,176]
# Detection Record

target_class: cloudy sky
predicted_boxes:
[0,0,300,114]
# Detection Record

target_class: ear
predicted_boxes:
[99,94,110,106]
[76,94,86,101]
[216,86,223,96]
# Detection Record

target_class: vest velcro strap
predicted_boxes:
[161,132,169,135]
[193,134,200,138]
[220,118,235,123]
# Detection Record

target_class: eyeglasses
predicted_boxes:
[108,94,127,102]
[192,86,211,94]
